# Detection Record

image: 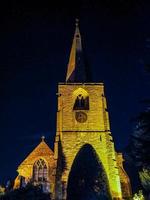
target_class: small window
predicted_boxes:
[73,94,89,110]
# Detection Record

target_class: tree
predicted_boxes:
[0,183,51,200]
[130,108,150,196]
[133,190,144,200]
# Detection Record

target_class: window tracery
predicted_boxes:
[33,159,48,182]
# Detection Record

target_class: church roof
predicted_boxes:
[66,19,89,83]
[18,137,54,168]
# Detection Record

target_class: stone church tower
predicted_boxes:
[54,21,131,200]
[14,21,132,200]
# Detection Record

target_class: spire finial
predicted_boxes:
[41,135,45,142]
[75,18,79,27]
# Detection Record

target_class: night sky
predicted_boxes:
[0,1,150,184]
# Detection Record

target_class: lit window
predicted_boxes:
[33,159,48,182]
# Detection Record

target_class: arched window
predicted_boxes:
[73,94,89,110]
[73,88,89,110]
[33,159,48,182]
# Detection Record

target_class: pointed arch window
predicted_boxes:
[73,94,89,110]
[33,159,48,182]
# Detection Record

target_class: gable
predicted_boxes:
[18,141,54,169]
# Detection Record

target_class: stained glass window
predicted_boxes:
[33,159,48,182]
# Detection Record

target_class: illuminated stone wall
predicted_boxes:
[14,82,132,200]
[117,153,132,198]
[14,140,56,194]
[55,83,123,200]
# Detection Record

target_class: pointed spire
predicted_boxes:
[66,19,88,82]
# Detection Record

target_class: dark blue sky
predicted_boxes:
[0,1,150,183]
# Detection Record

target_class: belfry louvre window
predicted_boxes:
[33,159,48,182]
[73,94,89,110]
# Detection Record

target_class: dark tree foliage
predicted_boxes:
[67,144,111,200]
[131,109,150,170]
[0,184,51,200]
[130,108,150,194]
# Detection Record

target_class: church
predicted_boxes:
[13,20,132,200]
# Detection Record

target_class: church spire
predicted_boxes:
[66,19,88,82]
